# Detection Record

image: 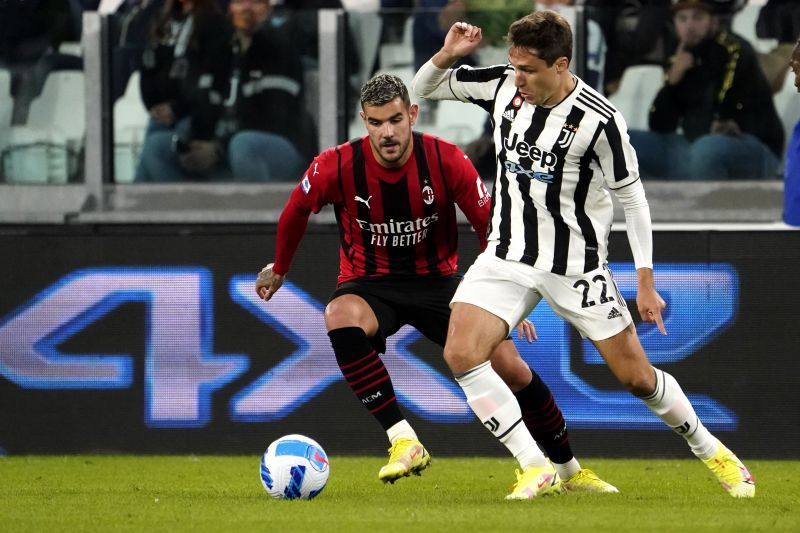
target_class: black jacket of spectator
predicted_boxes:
[649,30,784,157]
[191,22,317,161]
[139,10,229,121]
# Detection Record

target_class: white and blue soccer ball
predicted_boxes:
[259,434,330,500]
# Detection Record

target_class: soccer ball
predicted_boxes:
[259,434,330,500]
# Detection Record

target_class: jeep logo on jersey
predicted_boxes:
[422,185,434,205]
[503,133,558,169]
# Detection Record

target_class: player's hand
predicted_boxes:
[515,319,538,343]
[442,21,482,59]
[637,287,667,336]
[255,263,285,302]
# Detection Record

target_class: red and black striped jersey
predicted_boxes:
[273,132,491,284]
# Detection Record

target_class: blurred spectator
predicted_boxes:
[136,0,316,182]
[137,0,228,136]
[538,0,606,90]
[0,0,83,124]
[107,1,164,102]
[133,0,228,181]
[628,0,783,180]
[756,0,800,93]
[414,0,476,73]
[784,38,800,225]
[380,0,414,44]
[592,0,672,96]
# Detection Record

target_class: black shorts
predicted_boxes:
[329,275,462,354]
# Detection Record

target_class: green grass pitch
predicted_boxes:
[2,456,798,532]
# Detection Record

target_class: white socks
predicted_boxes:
[553,458,582,480]
[642,368,718,459]
[387,419,418,445]
[456,362,548,469]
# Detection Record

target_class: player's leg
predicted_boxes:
[446,255,561,499]
[543,265,754,497]
[490,341,618,493]
[593,327,755,498]
[325,292,429,482]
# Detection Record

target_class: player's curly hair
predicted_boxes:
[360,74,411,108]
[506,10,573,66]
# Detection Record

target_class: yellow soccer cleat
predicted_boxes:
[505,464,563,500]
[378,438,431,483]
[702,440,755,498]
[562,468,619,493]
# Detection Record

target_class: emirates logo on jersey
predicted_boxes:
[422,185,434,205]
[476,176,490,207]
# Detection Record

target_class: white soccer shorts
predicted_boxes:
[452,252,632,341]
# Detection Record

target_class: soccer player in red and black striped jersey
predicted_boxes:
[255,74,616,496]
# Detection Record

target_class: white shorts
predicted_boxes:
[452,253,632,341]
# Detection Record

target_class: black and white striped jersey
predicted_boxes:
[422,64,640,275]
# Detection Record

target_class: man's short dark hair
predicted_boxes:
[360,74,411,108]
[506,11,573,66]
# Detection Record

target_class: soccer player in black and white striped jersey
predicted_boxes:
[412,10,755,498]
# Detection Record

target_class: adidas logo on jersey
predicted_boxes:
[502,110,516,122]
[607,307,622,319]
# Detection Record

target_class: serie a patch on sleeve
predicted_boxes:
[301,175,311,194]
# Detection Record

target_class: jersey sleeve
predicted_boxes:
[441,142,490,250]
[594,112,641,190]
[412,60,508,114]
[272,150,340,275]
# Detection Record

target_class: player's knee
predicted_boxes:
[491,349,532,392]
[324,297,372,332]
[621,370,655,397]
[443,342,472,375]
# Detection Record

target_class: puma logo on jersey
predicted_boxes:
[355,195,372,209]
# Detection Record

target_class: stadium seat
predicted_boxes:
[2,70,85,183]
[378,16,414,69]
[346,9,383,90]
[608,65,663,132]
[0,68,11,153]
[113,71,148,183]
[731,4,777,54]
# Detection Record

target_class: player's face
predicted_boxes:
[361,97,419,168]
[509,46,569,106]
[673,8,715,48]
[791,44,800,93]
[229,0,271,34]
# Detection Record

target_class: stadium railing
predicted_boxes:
[0,5,793,226]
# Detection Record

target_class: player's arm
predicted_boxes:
[411,22,498,104]
[444,143,490,250]
[256,158,334,301]
[596,115,667,335]
[255,185,311,301]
